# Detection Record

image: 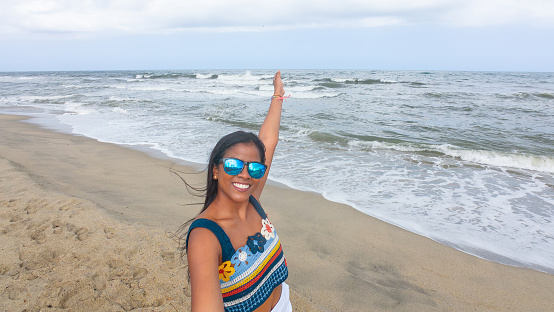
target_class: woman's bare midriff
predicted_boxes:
[252,284,282,312]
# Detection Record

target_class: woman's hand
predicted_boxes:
[273,71,284,97]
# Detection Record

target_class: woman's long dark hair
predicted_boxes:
[174,131,266,260]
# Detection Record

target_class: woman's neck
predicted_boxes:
[206,193,251,222]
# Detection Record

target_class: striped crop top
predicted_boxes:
[186,196,288,312]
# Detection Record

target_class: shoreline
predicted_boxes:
[19,112,554,275]
[1,113,553,311]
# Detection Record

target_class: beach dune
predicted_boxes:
[1,114,553,311]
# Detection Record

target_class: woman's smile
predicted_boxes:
[232,182,251,191]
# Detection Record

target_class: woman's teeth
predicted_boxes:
[233,183,250,190]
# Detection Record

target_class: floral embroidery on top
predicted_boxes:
[231,247,252,268]
[218,261,235,282]
[246,232,267,254]
[261,218,275,240]
[223,216,276,279]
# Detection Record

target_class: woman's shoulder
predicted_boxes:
[187,221,221,251]
[187,216,237,261]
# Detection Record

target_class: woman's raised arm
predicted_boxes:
[253,71,285,199]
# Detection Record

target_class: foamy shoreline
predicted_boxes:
[1,114,553,311]
[23,112,554,275]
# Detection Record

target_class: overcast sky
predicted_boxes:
[1,0,553,72]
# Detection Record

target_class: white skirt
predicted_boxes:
[271,282,292,312]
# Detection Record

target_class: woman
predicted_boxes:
[185,71,291,312]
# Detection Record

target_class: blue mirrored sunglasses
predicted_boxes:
[219,158,267,179]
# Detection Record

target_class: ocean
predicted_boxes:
[1,69,553,274]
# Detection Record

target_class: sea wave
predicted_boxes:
[0,95,80,108]
[345,78,395,85]
[205,116,260,131]
[497,92,554,100]
[288,85,319,92]
[521,92,554,100]
[407,82,427,87]
[195,74,219,79]
[22,94,78,103]
[535,92,554,99]
[0,75,38,82]
[314,77,396,86]
[292,92,343,99]
[134,73,196,80]
[308,131,349,146]
[346,137,554,173]
[313,78,346,88]
[63,102,97,115]
[216,72,274,85]
[112,107,128,114]
[437,146,554,173]
[313,77,428,89]
[108,96,135,102]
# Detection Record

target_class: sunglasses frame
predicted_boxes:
[219,157,267,179]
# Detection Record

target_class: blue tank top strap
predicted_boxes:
[249,195,267,219]
[186,218,236,262]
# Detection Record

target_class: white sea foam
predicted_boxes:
[258,85,274,92]
[109,96,134,102]
[112,107,128,114]
[205,89,242,96]
[17,94,75,102]
[63,102,96,115]
[0,76,34,82]
[348,140,554,174]
[124,86,174,91]
[288,86,318,92]
[195,73,215,79]
[292,91,342,99]
[437,145,554,173]
[217,72,273,86]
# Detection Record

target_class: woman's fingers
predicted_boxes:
[273,71,284,95]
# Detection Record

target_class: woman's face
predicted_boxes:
[213,142,262,203]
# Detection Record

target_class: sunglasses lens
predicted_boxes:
[223,158,244,175]
[248,163,266,179]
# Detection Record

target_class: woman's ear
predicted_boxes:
[213,166,219,180]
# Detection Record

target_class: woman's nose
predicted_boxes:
[237,165,251,179]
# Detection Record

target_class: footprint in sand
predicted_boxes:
[74,227,89,241]
[132,267,148,280]
[52,220,64,234]
[25,205,39,214]
[59,199,80,211]
[104,227,115,239]
[31,230,47,244]
[5,199,18,208]
[9,214,22,223]
[6,284,26,300]
[91,270,108,292]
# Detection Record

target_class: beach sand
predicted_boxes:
[1,114,553,311]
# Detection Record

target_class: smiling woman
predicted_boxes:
[181,71,291,312]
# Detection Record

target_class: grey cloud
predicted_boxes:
[0,0,552,37]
